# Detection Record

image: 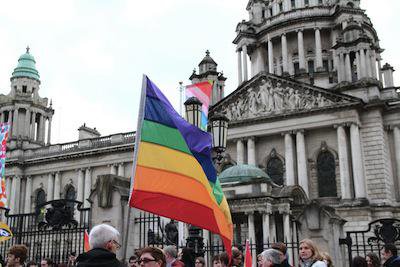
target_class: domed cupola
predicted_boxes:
[218,164,271,184]
[11,47,40,82]
[198,50,217,74]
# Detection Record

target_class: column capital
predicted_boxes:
[314,27,321,31]
[281,32,286,37]
[385,124,400,131]
[281,130,295,136]
[295,129,305,134]
[296,29,303,33]
[244,210,254,216]
[333,122,353,129]
[247,136,256,142]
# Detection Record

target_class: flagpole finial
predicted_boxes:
[206,50,210,56]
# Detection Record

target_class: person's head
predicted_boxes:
[163,246,177,263]
[299,239,322,262]
[6,245,28,267]
[195,257,205,267]
[129,255,139,267]
[321,252,333,267]
[212,255,221,267]
[89,224,121,253]
[40,258,53,267]
[219,252,229,267]
[26,261,38,267]
[257,254,263,267]
[232,247,243,266]
[366,252,380,267]
[351,256,367,267]
[260,249,281,267]
[381,243,398,262]
[271,242,287,263]
[139,247,166,267]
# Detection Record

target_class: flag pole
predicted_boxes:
[124,74,148,261]
[179,81,184,116]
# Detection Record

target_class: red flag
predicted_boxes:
[245,239,252,267]
[84,229,90,252]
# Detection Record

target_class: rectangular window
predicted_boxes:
[323,60,329,71]
[291,0,296,9]
[318,0,323,4]
[269,7,273,16]
[294,62,300,75]
[279,2,283,12]
[304,0,309,6]
[22,85,27,93]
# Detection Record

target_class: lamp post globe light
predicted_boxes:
[209,113,229,163]
[184,96,203,128]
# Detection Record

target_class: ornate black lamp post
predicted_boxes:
[184,97,203,128]
[209,113,229,164]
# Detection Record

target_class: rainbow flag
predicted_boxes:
[185,81,213,131]
[0,123,9,208]
[129,75,233,256]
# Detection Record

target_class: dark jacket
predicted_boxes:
[384,256,400,267]
[76,248,123,267]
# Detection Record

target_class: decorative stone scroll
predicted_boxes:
[220,77,350,121]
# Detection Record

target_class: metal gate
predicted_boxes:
[0,199,90,264]
[339,218,400,266]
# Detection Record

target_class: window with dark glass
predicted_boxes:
[279,2,283,12]
[294,62,300,75]
[22,85,27,93]
[35,189,46,214]
[304,0,309,6]
[291,0,296,9]
[266,156,284,186]
[65,186,76,208]
[308,60,315,74]
[317,151,337,197]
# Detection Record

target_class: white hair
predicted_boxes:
[261,249,281,265]
[89,224,120,249]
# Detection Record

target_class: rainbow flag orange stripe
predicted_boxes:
[129,76,233,255]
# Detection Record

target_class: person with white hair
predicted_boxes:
[260,249,283,267]
[76,223,123,267]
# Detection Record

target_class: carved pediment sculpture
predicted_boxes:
[216,75,357,122]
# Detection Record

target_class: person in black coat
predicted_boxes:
[381,244,400,267]
[76,224,123,267]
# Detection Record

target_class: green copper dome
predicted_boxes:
[219,164,271,184]
[11,47,40,81]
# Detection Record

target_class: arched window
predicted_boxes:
[35,189,46,213]
[266,151,284,186]
[65,185,76,208]
[317,150,337,197]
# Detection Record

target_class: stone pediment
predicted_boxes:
[211,72,362,123]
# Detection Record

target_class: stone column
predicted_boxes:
[238,50,243,85]
[24,176,32,213]
[5,177,11,207]
[393,126,400,195]
[77,169,84,203]
[39,114,45,142]
[47,173,54,201]
[30,112,36,140]
[281,34,288,74]
[360,49,367,79]
[118,163,125,177]
[0,112,4,124]
[53,172,61,200]
[269,214,276,242]
[12,108,18,137]
[297,30,306,72]
[268,38,274,74]
[247,211,256,244]
[284,133,295,186]
[262,211,270,243]
[370,50,377,79]
[10,176,21,214]
[84,168,92,207]
[336,125,351,199]
[377,54,383,82]
[47,116,52,145]
[296,130,309,196]
[355,52,361,81]
[283,211,291,243]
[345,53,352,82]
[350,123,366,199]
[247,138,256,166]
[365,50,372,78]
[315,28,323,71]
[110,164,117,175]
[236,139,245,164]
[242,45,249,82]
[334,53,341,82]
[25,109,31,138]
[8,110,13,136]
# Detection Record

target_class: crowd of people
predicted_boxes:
[0,224,400,267]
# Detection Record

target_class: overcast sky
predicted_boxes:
[0,0,398,144]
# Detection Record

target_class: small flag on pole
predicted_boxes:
[0,123,10,208]
[185,81,213,131]
[0,221,12,242]
[245,239,252,267]
[84,229,90,252]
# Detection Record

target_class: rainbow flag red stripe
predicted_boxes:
[0,123,10,208]
[129,76,232,255]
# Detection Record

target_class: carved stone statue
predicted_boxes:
[273,82,285,111]
[164,219,178,246]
